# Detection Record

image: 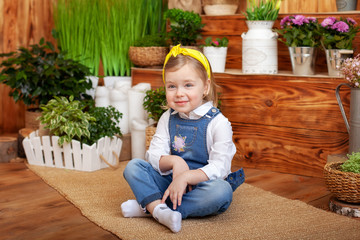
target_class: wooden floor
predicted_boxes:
[0,161,351,240]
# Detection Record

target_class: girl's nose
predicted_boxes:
[176,87,184,96]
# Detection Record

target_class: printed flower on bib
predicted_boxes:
[172,135,186,152]
[320,17,360,50]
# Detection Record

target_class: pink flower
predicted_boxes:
[331,21,349,32]
[321,17,337,27]
[213,41,219,46]
[292,15,308,25]
[347,17,357,25]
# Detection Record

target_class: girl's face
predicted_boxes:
[165,63,210,116]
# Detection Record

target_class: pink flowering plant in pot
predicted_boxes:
[202,37,229,73]
[320,17,360,50]
[276,15,321,47]
[341,54,360,88]
[203,37,229,47]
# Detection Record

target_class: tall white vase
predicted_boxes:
[241,21,278,74]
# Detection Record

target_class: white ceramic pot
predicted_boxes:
[203,46,228,73]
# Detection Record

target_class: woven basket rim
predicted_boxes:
[324,162,360,178]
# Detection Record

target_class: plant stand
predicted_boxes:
[329,196,360,217]
[23,131,122,172]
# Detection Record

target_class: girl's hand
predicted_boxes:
[161,172,189,210]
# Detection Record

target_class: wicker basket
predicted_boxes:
[324,162,360,203]
[145,125,157,150]
[129,46,168,67]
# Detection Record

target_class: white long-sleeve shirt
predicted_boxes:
[145,101,236,180]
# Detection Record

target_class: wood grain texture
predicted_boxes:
[0,0,56,134]
[132,68,350,177]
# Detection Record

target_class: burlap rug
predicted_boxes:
[27,161,360,240]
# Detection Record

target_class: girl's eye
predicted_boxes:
[185,83,193,87]
[167,84,176,89]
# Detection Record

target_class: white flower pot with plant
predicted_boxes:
[203,37,229,73]
[319,16,360,77]
[241,0,282,74]
[23,96,123,172]
[276,15,321,76]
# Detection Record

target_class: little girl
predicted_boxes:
[121,45,244,233]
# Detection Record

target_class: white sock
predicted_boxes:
[152,203,182,233]
[121,200,150,218]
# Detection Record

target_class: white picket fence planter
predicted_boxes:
[22,131,123,172]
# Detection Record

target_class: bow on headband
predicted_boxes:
[162,44,211,83]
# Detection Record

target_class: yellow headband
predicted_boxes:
[162,44,211,83]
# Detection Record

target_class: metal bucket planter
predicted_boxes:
[325,49,353,77]
[336,0,358,11]
[288,47,317,76]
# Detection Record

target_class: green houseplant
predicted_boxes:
[143,87,167,149]
[164,8,205,47]
[0,38,92,107]
[129,34,169,67]
[38,96,95,146]
[243,0,282,21]
[39,96,123,146]
[143,87,167,123]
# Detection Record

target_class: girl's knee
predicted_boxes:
[123,158,148,179]
[202,179,233,202]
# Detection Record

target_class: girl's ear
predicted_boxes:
[204,78,211,96]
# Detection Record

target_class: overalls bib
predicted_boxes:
[169,107,245,191]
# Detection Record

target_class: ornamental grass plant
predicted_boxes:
[244,0,282,21]
[54,0,166,77]
[319,17,360,50]
[54,0,101,76]
[276,15,321,47]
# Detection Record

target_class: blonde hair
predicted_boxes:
[163,54,219,107]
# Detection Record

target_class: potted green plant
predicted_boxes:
[23,96,123,171]
[202,37,229,73]
[0,38,92,129]
[241,0,282,74]
[324,152,360,203]
[276,15,321,76]
[143,87,167,149]
[128,34,169,67]
[164,8,205,47]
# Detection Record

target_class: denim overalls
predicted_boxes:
[169,107,245,192]
[123,107,244,219]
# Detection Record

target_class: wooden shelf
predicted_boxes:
[131,11,360,178]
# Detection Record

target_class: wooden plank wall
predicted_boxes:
[0,0,56,134]
[0,0,359,134]
[131,68,349,178]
